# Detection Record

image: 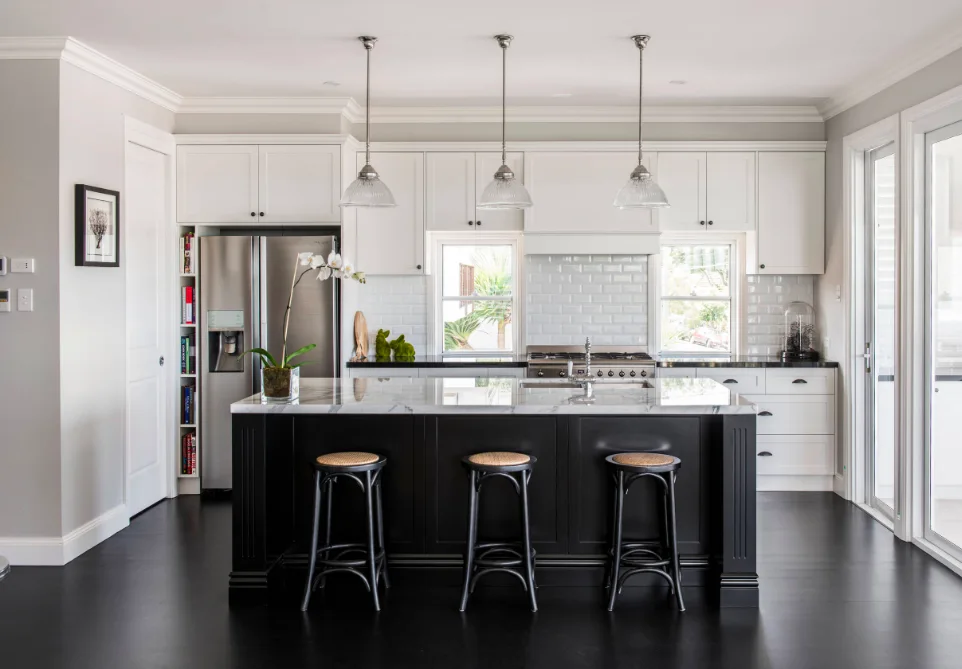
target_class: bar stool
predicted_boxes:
[301,451,389,612]
[605,452,685,612]
[0,556,9,583]
[459,452,538,613]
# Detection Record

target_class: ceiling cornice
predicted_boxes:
[818,23,962,121]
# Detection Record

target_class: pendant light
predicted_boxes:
[340,36,396,208]
[613,35,669,209]
[478,35,532,210]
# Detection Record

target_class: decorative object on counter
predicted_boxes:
[389,333,415,361]
[781,300,819,361]
[75,184,120,267]
[351,311,369,361]
[245,250,366,401]
[341,37,396,208]
[374,329,392,362]
[478,35,533,210]
[613,35,669,210]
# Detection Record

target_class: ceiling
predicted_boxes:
[1,0,962,111]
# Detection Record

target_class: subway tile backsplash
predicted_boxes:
[744,274,815,356]
[526,255,649,346]
[355,276,428,352]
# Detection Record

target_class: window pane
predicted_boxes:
[661,300,731,352]
[442,299,514,352]
[662,245,731,297]
[442,245,513,298]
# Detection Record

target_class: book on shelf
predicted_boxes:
[180,333,196,374]
[180,232,196,274]
[181,431,197,476]
[181,384,196,424]
[182,286,196,325]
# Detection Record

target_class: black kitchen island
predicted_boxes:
[229,377,759,608]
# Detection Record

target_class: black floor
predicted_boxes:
[1,493,961,669]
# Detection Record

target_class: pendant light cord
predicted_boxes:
[637,41,644,166]
[365,42,372,166]
[501,41,507,166]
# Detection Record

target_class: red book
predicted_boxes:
[185,286,194,324]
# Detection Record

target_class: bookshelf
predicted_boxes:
[178,227,200,488]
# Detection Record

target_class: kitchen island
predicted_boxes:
[229,377,759,607]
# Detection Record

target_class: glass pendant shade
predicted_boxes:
[613,165,669,209]
[340,165,396,207]
[479,166,532,209]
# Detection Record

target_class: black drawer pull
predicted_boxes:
[792,379,808,384]
[722,379,738,384]
[757,451,773,457]
[759,411,773,416]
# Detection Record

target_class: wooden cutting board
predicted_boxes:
[352,311,369,361]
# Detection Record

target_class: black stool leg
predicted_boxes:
[318,477,334,590]
[604,480,618,591]
[667,471,686,612]
[520,470,538,612]
[301,471,323,611]
[375,476,390,589]
[459,469,479,612]
[607,470,625,612]
[364,470,381,611]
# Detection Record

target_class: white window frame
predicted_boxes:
[427,233,522,357]
[656,234,743,358]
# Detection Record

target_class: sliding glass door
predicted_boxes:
[925,120,962,559]
[865,143,897,519]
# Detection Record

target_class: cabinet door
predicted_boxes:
[355,152,425,275]
[696,368,765,393]
[756,152,825,274]
[474,151,525,231]
[523,152,655,233]
[425,152,476,232]
[656,152,707,231]
[176,145,258,223]
[258,145,340,223]
[707,152,755,231]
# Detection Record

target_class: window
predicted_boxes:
[660,244,733,354]
[435,240,518,354]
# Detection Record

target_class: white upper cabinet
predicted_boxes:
[177,144,341,224]
[657,151,755,232]
[754,152,825,274]
[354,152,425,275]
[177,145,258,223]
[523,152,656,233]
[258,145,340,223]
[424,151,524,232]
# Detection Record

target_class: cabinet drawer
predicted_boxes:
[765,368,834,395]
[756,435,834,476]
[656,368,697,379]
[744,395,835,435]
[696,368,765,393]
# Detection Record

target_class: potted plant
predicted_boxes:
[245,251,365,402]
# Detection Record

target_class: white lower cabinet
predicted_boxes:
[743,394,835,435]
[696,368,765,393]
[755,435,834,476]
[656,368,697,379]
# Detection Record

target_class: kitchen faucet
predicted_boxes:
[584,337,592,379]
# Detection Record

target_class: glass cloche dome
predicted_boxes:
[782,301,819,361]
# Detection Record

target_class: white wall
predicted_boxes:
[57,62,175,535]
[0,60,63,539]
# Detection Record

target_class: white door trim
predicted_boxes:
[124,116,178,504]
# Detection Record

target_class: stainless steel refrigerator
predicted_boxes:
[200,234,338,490]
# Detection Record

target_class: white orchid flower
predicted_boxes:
[341,260,355,277]
[298,252,313,266]
[316,266,332,281]
[327,251,343,270]
[353,271,366,284]
[309,254,323,269]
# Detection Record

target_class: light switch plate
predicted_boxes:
[0,289,10,312]
[17,288,32,311]
[11,258,34,273]
[0,257,7,275]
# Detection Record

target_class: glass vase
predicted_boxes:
[261,366,300,403]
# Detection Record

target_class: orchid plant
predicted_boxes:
[245,251,366,372]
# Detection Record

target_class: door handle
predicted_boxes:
[757,451,773,457]
[159,356,165,367]
[759,411,773,416]
[722,379,738,384]
[791,379,807,384]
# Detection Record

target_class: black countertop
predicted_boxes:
[656,356,839,368]
[347,354,837,369]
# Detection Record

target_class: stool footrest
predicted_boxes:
[474,542,537,569]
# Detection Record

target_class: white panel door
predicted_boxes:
[355,152,425,275]
[756,152,825,274]
[126,142,169,516]
[425,152,476,231]
[656,152,707,231]
[258,145,340,223]
[707,152,756,231]
[176,145,258,223]
[475,152,525,231]
[523,152,655,233]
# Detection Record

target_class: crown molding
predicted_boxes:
[174,133,353,145]
[178,96,361,117]
[0,36,69,60]
[819,24,962,121]
[366,140,828,152]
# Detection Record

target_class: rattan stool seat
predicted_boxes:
[468,452,530,467]
[316,452,379,467]
[611,452,677,468]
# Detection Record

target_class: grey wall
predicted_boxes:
[174,113,344,134]
[58,62,175,535]
[0,60,63,537]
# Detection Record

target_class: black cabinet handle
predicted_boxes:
[468,221,474,226]
[416,264,422,270]
[722,379,738,384]
[757,451,773,457]
[259,212,265,217]
[250,212,256,217]
[708,220,714,226]
[759,411,773,416]
[792,379,808,384]
[760,263,766,269]
[699,220,706,226]
[476,220,482,226]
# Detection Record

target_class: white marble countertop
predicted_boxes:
[231,377,758,415]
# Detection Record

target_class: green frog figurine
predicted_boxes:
[374,329,392,362]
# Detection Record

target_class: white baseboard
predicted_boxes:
[0,504,129,566]
[758,475,835,492]
[833,473,849,499]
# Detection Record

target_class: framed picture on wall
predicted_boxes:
[75,184,120,267]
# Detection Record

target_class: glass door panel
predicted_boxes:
[926,120,962,557]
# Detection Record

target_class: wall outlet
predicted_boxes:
[11,258,35,273]
[17,288,33,312]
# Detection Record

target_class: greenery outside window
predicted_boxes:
[660,244,733,355]
[436,241,517,354]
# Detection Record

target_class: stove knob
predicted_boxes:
[607,370,614,377]
[537,370,544,378]
[619,371,625,377]
[640,370,648,377]
[629,370,636,377]
[559,370,566,377]
[597,370,603,377]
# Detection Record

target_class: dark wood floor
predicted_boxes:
[1,493,961,669]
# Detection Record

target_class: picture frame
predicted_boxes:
[75,184,120,267]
